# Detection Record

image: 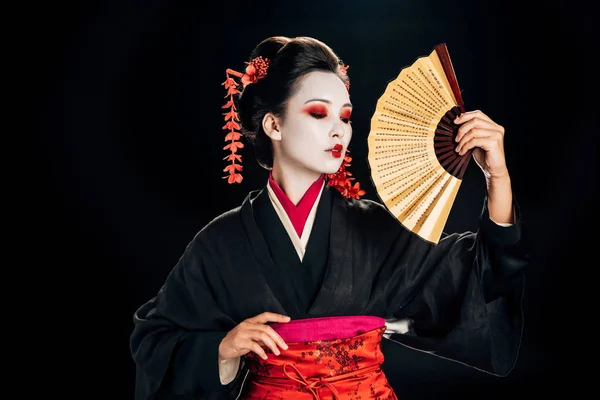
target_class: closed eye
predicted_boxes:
[340,107,352,124]
[302,104,329,119]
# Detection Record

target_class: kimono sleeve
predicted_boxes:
[130,235,243,399]
[388,196,529,376]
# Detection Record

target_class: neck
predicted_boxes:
[271,162,323,205]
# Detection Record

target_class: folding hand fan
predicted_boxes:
[367,43,472,244]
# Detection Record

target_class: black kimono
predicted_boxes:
[130,184,528,399]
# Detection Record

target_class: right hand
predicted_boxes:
[218,312,291,361]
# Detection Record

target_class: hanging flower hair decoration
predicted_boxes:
[326,149,366,200]
[221,56,270,184]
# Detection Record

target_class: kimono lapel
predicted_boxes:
[241,189,303,317]
[241,185,348,318]
[306,187,352,316]
[255,185,334,316]
[298,187,332,311]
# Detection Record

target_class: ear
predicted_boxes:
[262,112,281,141]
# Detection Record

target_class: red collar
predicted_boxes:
[268,172,324,238]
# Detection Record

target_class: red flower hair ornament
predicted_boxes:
[221,57,270,184]
[221,59,363,199]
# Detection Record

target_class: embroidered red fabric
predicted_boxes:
[242,319,397,399]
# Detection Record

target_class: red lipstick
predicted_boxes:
[330,144,343,158]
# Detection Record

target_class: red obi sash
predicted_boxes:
[241,316,397,399]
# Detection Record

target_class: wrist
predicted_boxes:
[486,171,511,190]
[487,168,510,181]
[485,173,514,224]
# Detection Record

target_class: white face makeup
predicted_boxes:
[272,70,352,176]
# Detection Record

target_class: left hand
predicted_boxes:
[454,110,508,179]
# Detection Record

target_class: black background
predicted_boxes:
[36,0,595,398]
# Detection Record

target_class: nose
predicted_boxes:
[330,119,346,139]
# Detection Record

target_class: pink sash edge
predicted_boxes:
[270,315,386,343]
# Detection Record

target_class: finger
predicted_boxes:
[247,329,281,356]
[247,312,291,325]
[241,338,269,360]
[456,136,499,156]
[455,118,500,143]
[455,128,493,153]
[454,110,493,125]
[263,326,289,351]
[248,325,288,352]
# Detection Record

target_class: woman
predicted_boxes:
[130,36,527,399]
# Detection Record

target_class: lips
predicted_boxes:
[328,144,343,158]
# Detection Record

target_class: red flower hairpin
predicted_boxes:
[241,57,270,87]
[221,56,270,184]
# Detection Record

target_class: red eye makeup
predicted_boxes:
[340,107,352,120]
[302,104,329,118]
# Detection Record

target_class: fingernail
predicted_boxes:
[283,344,289,350]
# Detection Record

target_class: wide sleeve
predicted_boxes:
[130,236,246,399]
[386,195,529,376]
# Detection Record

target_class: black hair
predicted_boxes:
[237,36,349,169]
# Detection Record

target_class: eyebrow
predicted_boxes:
[304,98,353,108]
